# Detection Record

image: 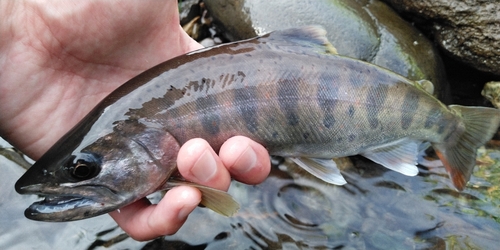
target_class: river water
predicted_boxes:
[1,136,499,249]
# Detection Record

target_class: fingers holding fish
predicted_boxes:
[177,136,271,189]
[177,138,231,191]
[109,186,202,241]
[219,136,271,185]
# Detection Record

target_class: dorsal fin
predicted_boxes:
[264,26,338,55]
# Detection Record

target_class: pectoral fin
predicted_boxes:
[289,157,347,185]
[361,138,420,176]
[167,180,239,216]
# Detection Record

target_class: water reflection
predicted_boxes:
[156,151,499,249]
[1,138,499,249]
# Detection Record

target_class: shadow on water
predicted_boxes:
[1,137,500,249]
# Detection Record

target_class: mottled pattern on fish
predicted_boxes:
[121,38,454,159]
[69,27,496,189]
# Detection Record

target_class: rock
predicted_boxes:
[382,0,500,76]
[179,0,203,26]
[363,1,448,94]
[206,0,379,61]
[482,81,500,108]
[199,37,216,47]
[179,1,228,44]
[204,0,450,101]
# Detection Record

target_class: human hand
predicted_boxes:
[0,0,270,241]
[110,136,270,241]
[0,0,202,157]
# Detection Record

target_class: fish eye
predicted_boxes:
[72,160,92,179]
[67,153,101,180]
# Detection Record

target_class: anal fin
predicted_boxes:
[361,138,420,176]
[289,157,347,185]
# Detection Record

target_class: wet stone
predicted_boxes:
[382,0,500,76]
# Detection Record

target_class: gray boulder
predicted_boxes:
[383,0,500,75]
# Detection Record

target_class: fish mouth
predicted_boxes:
[25,195,105,221]
[18,184,124,222]
[24,191,119,221]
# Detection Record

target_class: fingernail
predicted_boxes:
[177,187,200,221]
[191,149,217,182]
[233,146,257,174]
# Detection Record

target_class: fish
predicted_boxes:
[15,26,500,222]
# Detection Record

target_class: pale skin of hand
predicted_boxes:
[0,0,270,241]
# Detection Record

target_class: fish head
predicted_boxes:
[15,121,180,221]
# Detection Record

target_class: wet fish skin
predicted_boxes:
[15,26,500,221]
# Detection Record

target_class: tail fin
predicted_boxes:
[433,105,500,190]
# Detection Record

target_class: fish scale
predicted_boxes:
[15,26,500,222]
[159,56,433,157]
[145,35,492,173]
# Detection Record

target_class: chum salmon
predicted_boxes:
[15,26,500,221]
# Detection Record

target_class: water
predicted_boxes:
[1,137,499,249]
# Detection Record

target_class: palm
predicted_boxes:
[1,1,271,240]
[0,1,201,159]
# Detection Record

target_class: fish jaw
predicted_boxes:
[25,195,114,222]
[17,182,128,221]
